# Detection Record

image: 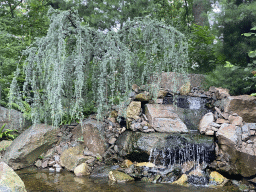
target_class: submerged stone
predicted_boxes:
[108,170,134,182]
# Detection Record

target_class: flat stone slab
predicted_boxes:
[145,104,188,133]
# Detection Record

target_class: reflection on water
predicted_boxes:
[16,167,235,192]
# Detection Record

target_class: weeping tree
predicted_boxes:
[9,7,189,128]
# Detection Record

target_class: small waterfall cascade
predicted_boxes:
[146,135,215,185]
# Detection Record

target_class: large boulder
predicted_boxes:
[0,162,27,192]
[159,72,205,93]
[81,119,108,156]
[0,106,31,133]
[213,123,256,177]
[145,104,188,133]
[60,144,90,171]
[116,131,215,161]
[222,95,256,123]
[2,124,59,170]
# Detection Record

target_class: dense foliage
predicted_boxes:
[1,0,256,127]
[9,7,189,127]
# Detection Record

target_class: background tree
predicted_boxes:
[213,0,256,67]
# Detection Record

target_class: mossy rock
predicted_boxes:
[108,170,134,182]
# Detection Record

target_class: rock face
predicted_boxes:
[212,123,256,177]
[116,131,215,158]
[3,124,59,170]
[159,72,205,93]
[81,119,107,156]
[0,106,31,133]
[0,162,27,192]
[223,95,256,123]
[145,104,188,133]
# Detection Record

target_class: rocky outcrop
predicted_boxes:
[0,106,31,133]
[2,124,59,170]
[145,104,188,133]
[222,95,256,123]
[211,121,256,177]
[0,162,27,192]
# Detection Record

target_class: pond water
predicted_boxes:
[16,167,237,192]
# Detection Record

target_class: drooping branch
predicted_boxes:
[9,7,189,127]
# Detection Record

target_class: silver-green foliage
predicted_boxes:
[9,8,189,127]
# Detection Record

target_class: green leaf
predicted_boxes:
[251,93,256,96]
[248,51,256,58]
[242,33,252,37]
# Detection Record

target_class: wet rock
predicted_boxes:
[199,112,214,134]
[108,170,134,182]
[145,104,188,133]
[209,171,228,186]
[173,174,188,186]
[135,162,155,168]
[121,159,133,168]
[60,144,89,171]
[81,119,108,156]
[74,163,91,176]
[3,124,59,170]
[90,165,118,178]
[0,162,27,192]
[223,95,256,122]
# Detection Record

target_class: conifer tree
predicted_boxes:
[9,7,189,127]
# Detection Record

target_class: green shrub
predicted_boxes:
[205,63,256,96]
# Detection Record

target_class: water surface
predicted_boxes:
[16,167,237,192]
